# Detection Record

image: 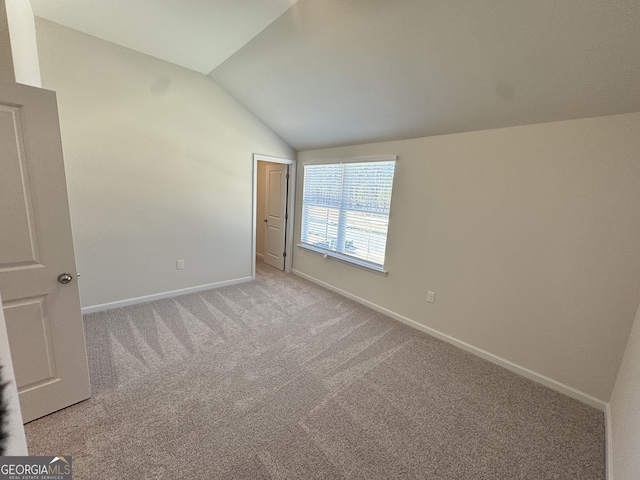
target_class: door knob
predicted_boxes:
[57,273,73,284]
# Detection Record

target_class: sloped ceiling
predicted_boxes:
[210,0,640,150]
[29,0,300,74]
[31,0,640,151]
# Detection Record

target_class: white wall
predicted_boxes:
[5,0,40,87]
[610,299,640,480]
[35,18,294,309]
[295,112,640,402]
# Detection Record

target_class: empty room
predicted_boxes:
[1,1,639,479]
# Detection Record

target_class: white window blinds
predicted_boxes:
[301,160,396,268]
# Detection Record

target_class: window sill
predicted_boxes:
[296,243,388,276]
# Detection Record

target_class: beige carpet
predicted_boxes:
[25,260,605,479]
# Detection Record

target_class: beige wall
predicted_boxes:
[295,112,640,402]
[0,0,15,82]
[35,19,294,308]
[610,300,640,480]
[5,0,40,87]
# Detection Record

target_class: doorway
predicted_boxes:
[252,154,296,278]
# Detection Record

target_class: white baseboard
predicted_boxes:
[81,276,252,314]
[292,269,607,411]
[605,402,614,480]
[256,252,264,260]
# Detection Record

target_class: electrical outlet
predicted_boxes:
[176,259,185,270]
[427,291,436,303]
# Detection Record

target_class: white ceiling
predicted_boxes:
[30,0,640,151]
[210,0,640,150]
[29,0,300,74]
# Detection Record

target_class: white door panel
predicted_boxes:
[264,164,288,270]
[0,81,90,423]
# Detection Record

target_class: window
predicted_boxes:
[300,157,396,272]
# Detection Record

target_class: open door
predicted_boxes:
[0,81,91,423]
[263,163,289,270]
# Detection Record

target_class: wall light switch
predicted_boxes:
[427,291,436,303]
[176,260,185,270]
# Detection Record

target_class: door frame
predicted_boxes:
[252,154,296,278]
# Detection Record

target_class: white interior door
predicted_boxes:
[264,163,288,270]
[0,81,91,423]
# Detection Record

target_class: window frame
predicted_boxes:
[297,155,397,275]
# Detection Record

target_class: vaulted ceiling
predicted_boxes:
[29,0,300,73]
[31,0,640,151]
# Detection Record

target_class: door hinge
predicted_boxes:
[283,252,286,258]
[285,214,288,220]
[286,173,290,180]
